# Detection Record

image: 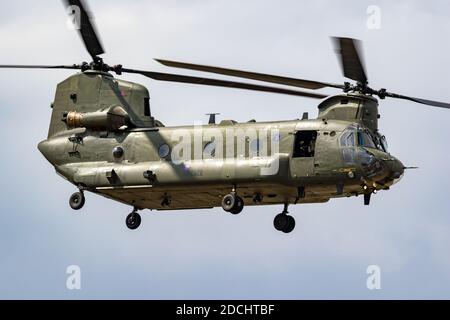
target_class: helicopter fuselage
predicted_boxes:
[38,116,404,211]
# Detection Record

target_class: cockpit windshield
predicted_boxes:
[373,132,388,152]
[380,135,388,152]
[357,130,376,149]
[341,125,388,152]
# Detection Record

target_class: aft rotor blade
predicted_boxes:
[122,68,328,99]
[63,0,105,58]
[0,64,81,70]
[385,92,450,109]
[332,37,368,84]
[155,59,344,90]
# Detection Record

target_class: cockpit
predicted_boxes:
[340,124,388,153]
[339,124,387,176]
[339,124,403,185]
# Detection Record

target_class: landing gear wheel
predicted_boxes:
[222,193,245,214]
[69,191,85,210]
[222,193,236,212]
[274,213,289,231]
[274,213,295,233]
[282,215,296,233]
[230,196,244,215]
[126,212,141,230]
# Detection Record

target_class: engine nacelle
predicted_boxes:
[63,105,130,131]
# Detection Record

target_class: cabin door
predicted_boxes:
[290,130,317,178]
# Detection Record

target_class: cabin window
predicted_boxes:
[112,146,124,159]
[144,97,151,117]
[158,143,170,158]
[293,131,317,158]
[203,141,216,158]
[249,138,263,156]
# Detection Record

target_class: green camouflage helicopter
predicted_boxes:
[1,0,449,233]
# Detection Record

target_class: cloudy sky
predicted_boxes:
[0,0,449,299]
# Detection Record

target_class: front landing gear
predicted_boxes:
[274,204,295,233]
[126,208,141,230]
[69,191,85,210]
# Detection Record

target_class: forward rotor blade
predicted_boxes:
[155,59,344,90]
[63,0,104,58]
[0,64,81,70]
[385,92,450,109]
[122,68,328,99]
[332,37,368,84]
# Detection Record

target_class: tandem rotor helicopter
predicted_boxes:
[2,0,449,233]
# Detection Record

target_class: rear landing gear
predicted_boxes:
[274,204,295,233]
[230,196,244,214]
[126,208,141,230]
[222,191,244,214]
[69,191,85,210]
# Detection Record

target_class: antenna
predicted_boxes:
[206,113,220,124]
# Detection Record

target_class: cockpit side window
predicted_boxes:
[340,129,356,165]
[340,131,355,147]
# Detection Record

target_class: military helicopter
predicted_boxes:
[1,0,449,233]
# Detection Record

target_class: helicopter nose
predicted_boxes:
[383,157,404,182]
